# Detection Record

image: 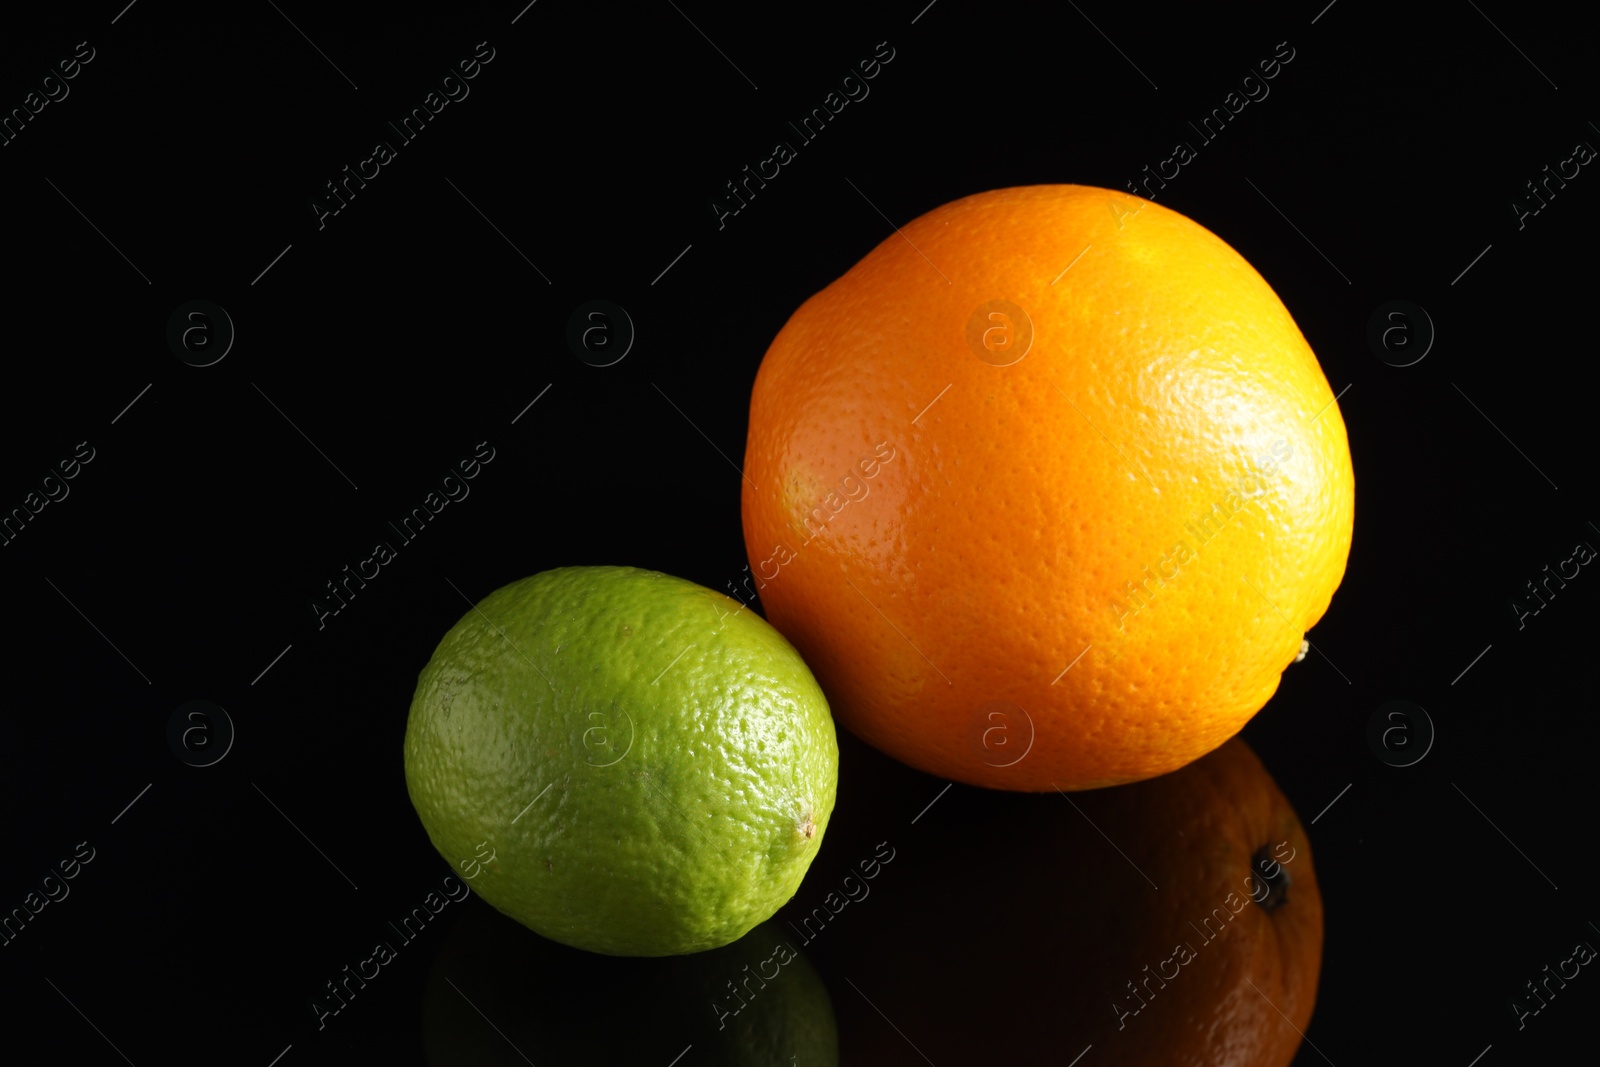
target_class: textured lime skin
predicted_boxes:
[404,566,839,956]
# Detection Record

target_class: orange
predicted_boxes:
[821,737,1323,1065]
[741,184,1354,791]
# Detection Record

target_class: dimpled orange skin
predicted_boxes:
[741,185,1354,792]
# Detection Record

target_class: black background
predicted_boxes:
[1,1,1597,1064]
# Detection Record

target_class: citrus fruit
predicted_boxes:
[403,565,839,956]
[423,903,839,1066]
[826,737,1322,1064]
[741,184,1354,792]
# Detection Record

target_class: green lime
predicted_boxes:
[404,565,838,956]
